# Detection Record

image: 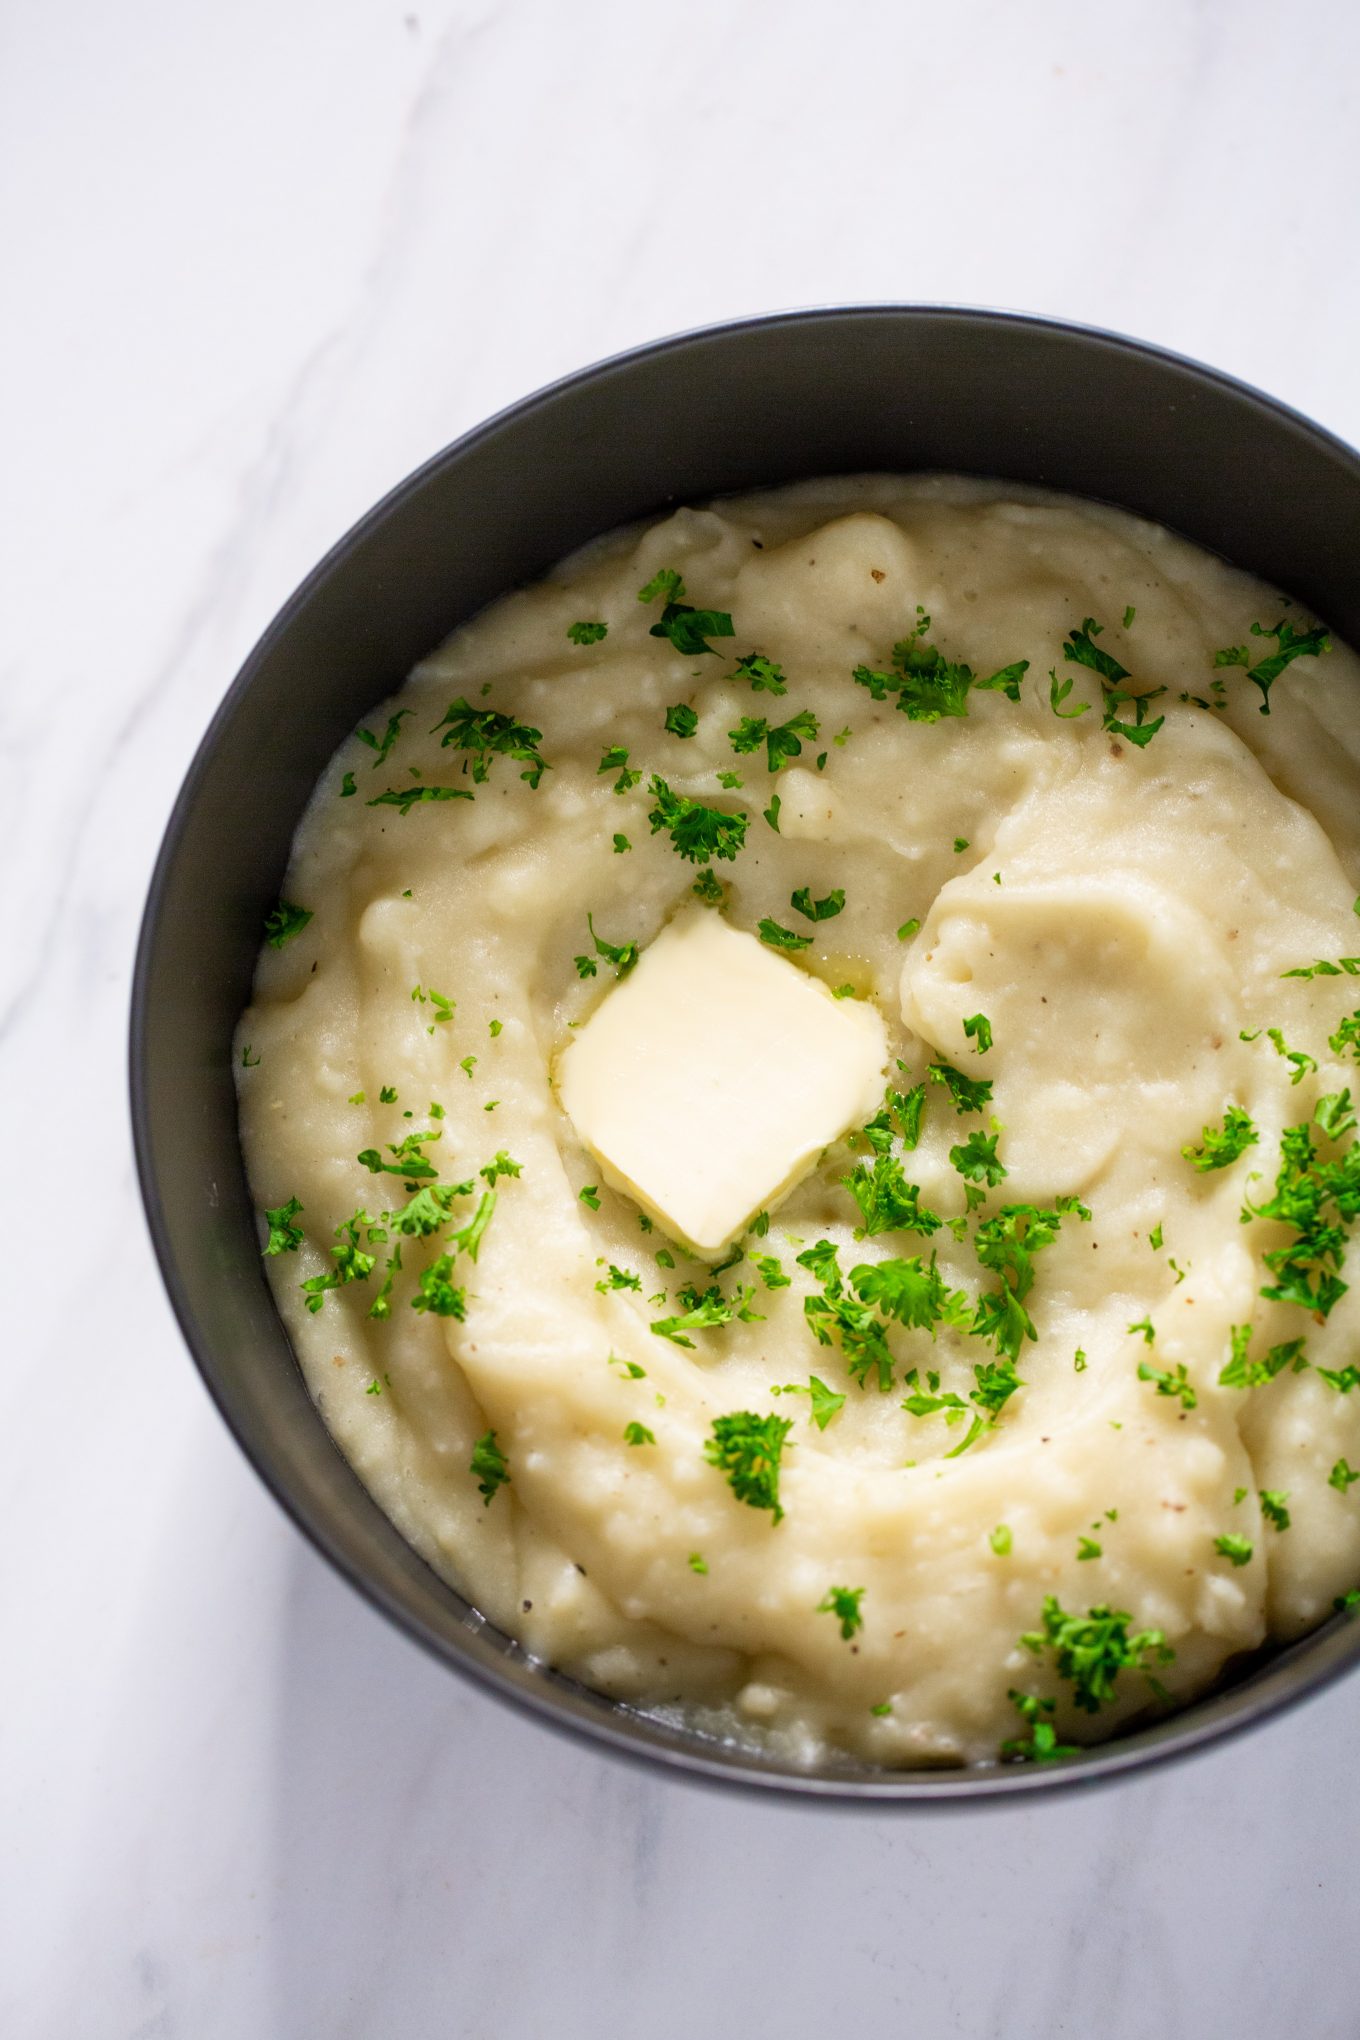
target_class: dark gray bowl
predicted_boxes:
[131,306,1360,1802]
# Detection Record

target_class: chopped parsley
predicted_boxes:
[651,1283,761,1347]
[962,1012,992,1055]
[1001,1690,1077,1764]
[757,917,812,952]
[1218,1326,1307,1387]
[774,1374,845,1430]
[579,1185,601,1210]
[367,1248,402,1320]
[1186,1105,1257,1171]
[598,744,641,793]
[356,709,412,768]
[596,1263,642,1294]
[410,1255,467,1318]
[1280,957,1360,981]
[411,984,454,1027]
[378,1085,398,1104]
[574,913,641,980]
[1128,1316,1156,1345]
[1062,618,1165,746]
[1265,1027,1318,1085]
[431,698,548,787]
[647,775,747,864]
[623,1421,656,1446]
[1243,1115,1359,1319]
[449,1190,498,1263]
[751,1251,790,1290]
[241,1044,261,1068]
[1020,1596,1173,1713]
[729,708,820,773]
[691,868,725,907]
[791,886,845,922]
[852,1254,971,1337]
[470,1430,510,1505]
[704,1410,792,1522]
[264,900,313,949]
[1331,1012,1360,1061]
[949,1129,1007,1187]
[990,1524,1013,1556]
[1331,1458,1360,1493]
[1260,1489,1291,1531]
[853,611,1028,721]
[567,620,608,645]
[1215,1534,1253,1567]
[817,1585,865,1640]
[927,1059,993,1115]
[798,1241,896,1392]
[896,918,921,942]
[357,1129,441,1183]
[613,833,631,854]
[688,1551,708,1574]
[1076,1536,1102,1562]
[340,772,357,797]
[387,1182,468,1237]
[733,653,787,694]
[299,1208,387,1311]
[1138,1360,1197,1410]
[1047,669,1089,719]
[664,703,699,738]
[843,1154,942,1238]
[367,783,474,816]
[1213,618,1330,714]
[262,1196,305,1255]
[971,1199,1090,1364]
[638,568,735,656]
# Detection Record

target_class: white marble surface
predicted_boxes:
[5,0,1360,2032]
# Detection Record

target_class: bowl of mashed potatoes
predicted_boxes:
[132,307,1360,1799]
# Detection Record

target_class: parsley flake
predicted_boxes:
[262,1197,305,1255]
[733,653,787,694]
[1138,1360,1196,1410]
[638,569,735,656]
[791,886,845,922]
[1215,1534,1253,1567]
[817,1585,866,1640]
[1260,1489,1291,1531]
[962,1012,993,1056]
[574,913,641,980]
[1213,618,1330,713]
[431,698,548,787]
[664,703,699,739]
[367,783,474,816]
[1020,1596,1173,1713]
[758,917,813,953]
[704,1410,791,1522]
[470,1430,510,1504]
[567,620,608,645]
[598,744,642,793]
[264,900,312,949]
[647,775,747,864]
[729,708,820,773]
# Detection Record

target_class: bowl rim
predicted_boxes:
[131,301,1360,1804]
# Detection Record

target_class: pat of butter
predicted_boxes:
[556,910,888,1254]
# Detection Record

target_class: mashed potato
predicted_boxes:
[236,475,1360,1767]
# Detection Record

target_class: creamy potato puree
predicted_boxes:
[237,476,1360,1768]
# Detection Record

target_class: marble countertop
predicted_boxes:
[6,0,1360,2032]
